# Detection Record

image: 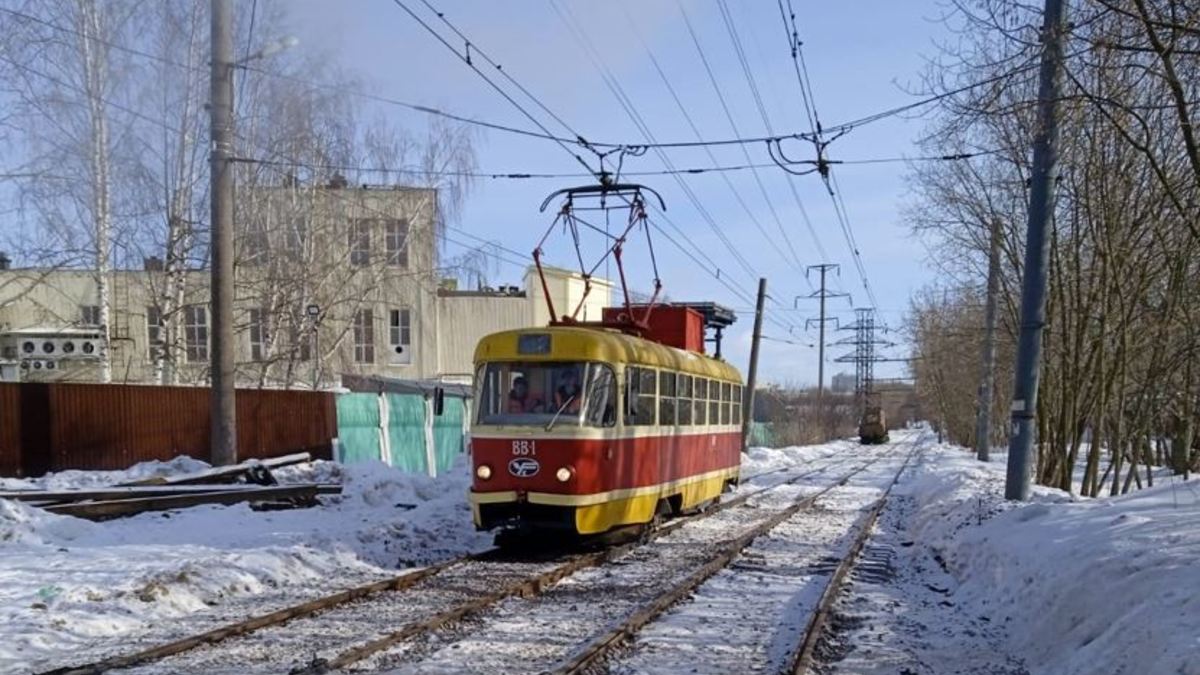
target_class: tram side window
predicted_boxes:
[695,378,708,425]
[708,380,720,425]
[721,382,732,425]
[677,374,693,425]
[584,363,617,427]
[625,367,657,426]
[659,370,677,426]
[732,384,743,425]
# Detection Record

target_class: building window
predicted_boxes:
[80,305,101,326]
[146,306,163,358]
[244,222,268,266]
[389,308,411,363]
[248,308,267,361]
[349,219,370,266]
[353,309,374,364]
[184,305,208,362]
[285,218,307,260]
[386,218,409,268]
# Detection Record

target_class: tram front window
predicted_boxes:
[476,362,615,427]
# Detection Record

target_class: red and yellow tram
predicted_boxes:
[468,325,744,537]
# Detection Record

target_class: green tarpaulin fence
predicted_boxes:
[432,396,466,475]
[385,393,428,474]
[335,391,468,476]
[748,421,775,448]
[335,394,383,464]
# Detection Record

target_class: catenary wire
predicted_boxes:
[0,5,1071,154]
[677,0,808,287]
[549,0,759,286]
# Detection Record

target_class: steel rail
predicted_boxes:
[788,435,925,674]
[39,448,859,675]
[550,433,925,675]
[35,554,482,675]
[291,454,865,674]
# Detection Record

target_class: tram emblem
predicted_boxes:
[508,458,540,478]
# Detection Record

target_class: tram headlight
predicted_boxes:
[475,464,492,480]
[555,466,574,483]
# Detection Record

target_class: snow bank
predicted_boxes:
[741,438,852,477]
[0,455,489,673]
[899,444,1200,675]
[0,455,211,492]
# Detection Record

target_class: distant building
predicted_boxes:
[0,183,610,386]
[435,265,611,383]
[831,371,856,393]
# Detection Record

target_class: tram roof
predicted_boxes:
[473,326,742,383]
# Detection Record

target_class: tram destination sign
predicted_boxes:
[518,333,551,355]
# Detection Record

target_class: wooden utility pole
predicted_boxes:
[742,277,767,452]
[1006,0,1068,500]
[209,0,237,465]
[974,221,1001,462]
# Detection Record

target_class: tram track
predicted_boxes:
[787,436,927,675]
[37,446,858,675]
[301,451,886,674]
[548,433,925,675]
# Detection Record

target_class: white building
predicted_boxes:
[0,183,610,386]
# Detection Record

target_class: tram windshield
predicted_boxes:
[476,361,616,428]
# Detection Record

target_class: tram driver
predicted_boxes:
[554,368,583,414]
[507,375,544,414]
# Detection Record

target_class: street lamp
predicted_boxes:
[307,304,321,389]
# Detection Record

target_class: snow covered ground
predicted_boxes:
[0,456,489,674]
[824,442,1200,675]
[6,435,1196,675]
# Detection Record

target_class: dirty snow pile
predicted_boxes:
[895,444,1200,675]
[0,456,488,674]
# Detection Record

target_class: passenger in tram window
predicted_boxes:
[508,375,543,413]
[554,368,582,414]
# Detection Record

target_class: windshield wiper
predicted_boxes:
[545,395,577,431]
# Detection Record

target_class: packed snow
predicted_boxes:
[825,442,1200,675]
[4,434,1197,675]
[0,456,489,674]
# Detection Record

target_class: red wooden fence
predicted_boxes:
[0,382,335,477]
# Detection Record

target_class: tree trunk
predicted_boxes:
[79,0,113,383]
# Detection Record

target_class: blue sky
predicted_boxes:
[286,0,949,386]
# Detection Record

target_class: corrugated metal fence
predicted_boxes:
[0,382,335,477]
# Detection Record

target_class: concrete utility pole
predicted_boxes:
[974,220,1002,462]
[209,0,237,466]
[1006,0,1068,500]
[742,277,767,452]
